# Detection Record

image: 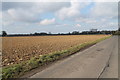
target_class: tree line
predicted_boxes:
[1,30,119,37]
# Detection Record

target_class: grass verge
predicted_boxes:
[2,36,111,79]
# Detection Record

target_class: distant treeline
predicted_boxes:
[1,30,118,37]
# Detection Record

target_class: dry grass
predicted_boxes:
[2,35,110,66]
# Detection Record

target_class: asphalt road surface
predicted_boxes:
[30,36,118,78]
[100,36,118,78]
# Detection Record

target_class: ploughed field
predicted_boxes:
[2,35,109,66]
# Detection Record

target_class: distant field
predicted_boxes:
[2,35,110,66]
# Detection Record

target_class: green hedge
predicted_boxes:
[113,31,120,35]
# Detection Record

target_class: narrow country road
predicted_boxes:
[30,36,118,78]
[100,36,118,78]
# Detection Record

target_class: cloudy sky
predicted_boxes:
[1,0,118,34]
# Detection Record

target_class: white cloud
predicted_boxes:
[2,2,70,12]
[55,23,69,26]
[0,12,2,19]
[33,2,70,13]
[86,20,97,24]
[75,24,81,27]
[63,24,69,26]
[109,22,117,26]
[56,7,79,20]
[90,2,118,19]
[2,0,119,2]
[2,2,70,26]
[0,12,2,29]
[76,18,97,24]
[2,2,118,33]
[101,18,106,22]
[3,20,13,26]
[93,0,119,2]
[56,1,90,20]
[39,18,55,25]
[7,8,38,23]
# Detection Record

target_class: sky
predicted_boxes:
[1,0,118,34]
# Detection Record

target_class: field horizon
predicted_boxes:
[2,35,110,67]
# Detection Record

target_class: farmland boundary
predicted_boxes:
[2,36,111,79]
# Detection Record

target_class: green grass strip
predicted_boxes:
[2,36,111,79]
